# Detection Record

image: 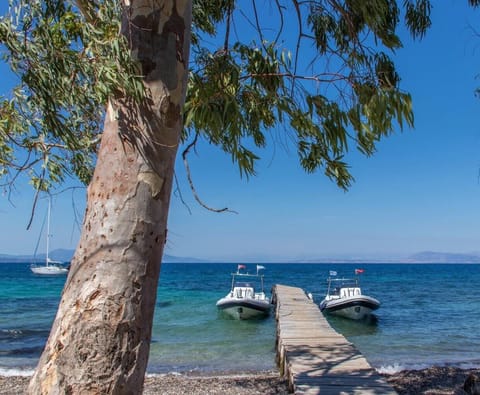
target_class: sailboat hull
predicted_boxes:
[29,197,69,276]
[31,265,68,275]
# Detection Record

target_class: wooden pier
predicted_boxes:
[272,284,396,394]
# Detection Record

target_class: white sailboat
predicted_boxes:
[30,198,69,275]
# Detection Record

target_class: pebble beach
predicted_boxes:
[1,367,479,395]
[0,372,289,395]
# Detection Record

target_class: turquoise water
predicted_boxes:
[1,262,480,376]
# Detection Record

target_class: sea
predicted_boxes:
[1,262,479,377]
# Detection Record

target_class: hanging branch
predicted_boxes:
[26,166,47,230]
[182,134,238,214]
[173,172,192,215]
[224,1,232,52]
[292,0,302,75]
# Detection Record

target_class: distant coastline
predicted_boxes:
[0,250,206,264]
[1,250,480,264]
[294,251,480,264]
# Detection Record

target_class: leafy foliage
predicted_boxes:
[0,0,142,191]
[185,0,434,189]
[1,0,469,192]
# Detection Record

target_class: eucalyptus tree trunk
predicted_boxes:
[28,1,191,393]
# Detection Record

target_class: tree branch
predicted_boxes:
[182,134,238,214]
[26,168,45,230]
[173,171,192,215]
[75,0,97,23]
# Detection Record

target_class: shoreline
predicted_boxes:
[1,367,479,394]
[383,366,480,395]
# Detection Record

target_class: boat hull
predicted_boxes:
[30,265,68,275]
[320,296,379,320]
[216,298,271,320]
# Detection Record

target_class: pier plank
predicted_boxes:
[273,284,396,395]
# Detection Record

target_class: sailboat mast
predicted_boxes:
[46,197,51,266]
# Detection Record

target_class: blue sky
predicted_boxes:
[1,2,480,261]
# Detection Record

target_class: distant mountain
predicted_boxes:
[0,250,208,264]
[407,251,480,263]
[0,253,36,263]
[162,254,209,263]
[291,251,480,264]
[2,250,479,264]
[0,248,75,263]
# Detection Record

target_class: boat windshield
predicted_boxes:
[327,278,359,295]
[235,282,252,287]
[230,272,265,293]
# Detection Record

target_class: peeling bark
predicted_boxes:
[28,1,191,393]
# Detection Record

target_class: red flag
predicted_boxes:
[237,264,246,271]
[355,268,364,275]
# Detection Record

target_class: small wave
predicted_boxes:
[0,367,34,377]
[0,346,44,357]
[456,361,480,370]
[0,329,23,334]
[0,328,50,338]
[0,328,50,341]
[146,372,183,378]
[377,362,434,374]
[0,330,23,341]
[377,363,408,374]
[157,301,173,308]
[378,361,480,375]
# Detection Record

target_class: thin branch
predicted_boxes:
[182,134,238,214]
[26,169,45,230]
[67,186,84,243]
[273,0,285,44]
[173,171,192,215]
[291,0,303,94]
[252,0,267,52]
[75,0,97,23]
[240,71,351,84]
[224,1,232,52]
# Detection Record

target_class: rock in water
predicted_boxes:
[463,374,480,395]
